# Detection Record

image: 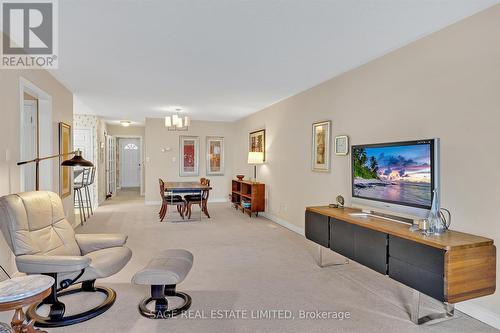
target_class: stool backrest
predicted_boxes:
[87,167,96,185]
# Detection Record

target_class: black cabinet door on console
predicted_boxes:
[305,211,329,248]
[329,218,355,259]
[388,236,445,301]
[353,225,388,274]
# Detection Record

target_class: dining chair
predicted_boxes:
[158,179,187,221]
[184,178,211,219]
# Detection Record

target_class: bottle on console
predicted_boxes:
[428,188,446,235]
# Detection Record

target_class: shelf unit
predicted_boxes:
[231,179,265,217]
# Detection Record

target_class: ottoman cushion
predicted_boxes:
[132,249,193,286]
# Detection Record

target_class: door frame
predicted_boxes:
[19,77,53,192]
[116,135,144,195]
[106,135,117,197]
[21,100,37,191]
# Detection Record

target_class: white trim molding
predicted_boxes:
[261,212,305,236]
[456,302,500,330]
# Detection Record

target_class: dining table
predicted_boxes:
[163,181,212,222]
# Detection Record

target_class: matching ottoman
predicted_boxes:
[132,249,193,319]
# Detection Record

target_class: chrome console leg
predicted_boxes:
[316,245,349,268]
[411,290,455,325]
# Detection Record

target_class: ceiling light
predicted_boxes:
[164,108,191,131]
[120,120,131,127]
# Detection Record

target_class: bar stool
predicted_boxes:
[74,168,90,225]
[84,167,96,217]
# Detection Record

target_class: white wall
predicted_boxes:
[145,118,234,203]
[232,5,500,325]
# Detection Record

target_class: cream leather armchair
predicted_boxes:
[0,191,132,328]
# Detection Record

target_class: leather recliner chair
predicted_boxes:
[0,191,132,327]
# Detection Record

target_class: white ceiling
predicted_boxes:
[52,0,499,124]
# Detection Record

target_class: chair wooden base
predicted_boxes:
[185,201,211,220]
[159,202,187,221]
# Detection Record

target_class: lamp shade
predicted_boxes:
[165,116,172,127]
[248,151,264,165]
[61,150,94,167]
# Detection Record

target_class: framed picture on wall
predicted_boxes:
[59,122,72,198]
[206,136,224,176]
[249,129,266,161]
[335,135,349,155]
[180,136,200,177]
[311,120,331,172]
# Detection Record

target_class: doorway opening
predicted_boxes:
[19,78,53,192]
[117,136,143,196]
[73,127,96,206]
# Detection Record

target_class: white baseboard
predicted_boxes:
[209,198,228,203]
[261,212,305,236]
[145,198,228,206]
[456,302,500,329]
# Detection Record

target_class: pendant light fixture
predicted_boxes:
[165,108,191,131]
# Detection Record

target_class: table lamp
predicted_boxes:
[247,152,264,181]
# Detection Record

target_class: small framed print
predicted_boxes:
[180,136,200,177]
[59,122,72,198]
[249,129,266,161]
[206,136,224,176]
[335,135,349,155]
[312,120,331,172]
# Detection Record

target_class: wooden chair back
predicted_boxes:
[202,178,210,201]
[159,178,166,201]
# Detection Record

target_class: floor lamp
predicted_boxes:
[17,150,94,191]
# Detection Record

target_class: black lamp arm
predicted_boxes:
[17,150,77,166]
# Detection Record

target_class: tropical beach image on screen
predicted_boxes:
[352,143,432,207]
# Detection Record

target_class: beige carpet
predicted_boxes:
[1,191,496,332]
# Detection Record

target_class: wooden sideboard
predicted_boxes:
[231,180,265,217]
[305,206,496,305]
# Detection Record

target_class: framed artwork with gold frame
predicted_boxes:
[59,122,72,198]
[311,120,331,172]
[249,129,266,161]
[206,136,224,176]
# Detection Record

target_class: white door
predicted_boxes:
[74,128,95,204]
[106,136,116,195]
[20,101,37,192]
[120,138,141,188]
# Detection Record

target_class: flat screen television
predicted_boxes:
[351,139,439,219]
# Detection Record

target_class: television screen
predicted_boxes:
[352,140,434,209]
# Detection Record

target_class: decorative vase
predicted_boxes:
[428,188,445,235]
